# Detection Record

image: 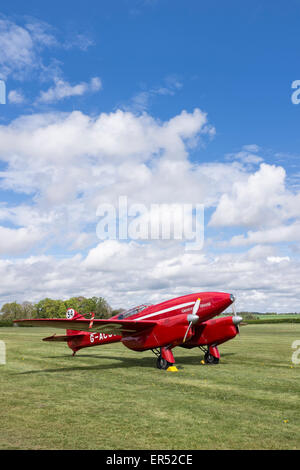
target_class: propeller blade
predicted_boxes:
[230,296,241,334]
[192,297,201,315]
[183,298,201,343]
[183,321,193,343]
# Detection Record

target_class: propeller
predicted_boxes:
[230,295,242,333]
[183,298,201,343]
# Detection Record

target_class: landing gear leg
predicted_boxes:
[152,347,175,370]
[204,352,219,364]
[204,346,220,364]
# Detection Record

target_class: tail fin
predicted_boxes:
[42,309,88,355]
[66,308,84,320]
[43,308,120,356]
[65,308,93,336]
[63,308,93,355]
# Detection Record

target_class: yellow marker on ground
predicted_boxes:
[167,366,178,372]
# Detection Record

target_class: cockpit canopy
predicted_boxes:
[117,304,151,319]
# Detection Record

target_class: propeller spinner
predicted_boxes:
[230,295,242,332]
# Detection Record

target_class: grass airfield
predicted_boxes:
[0,324,299,450]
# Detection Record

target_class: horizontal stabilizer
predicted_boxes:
[43,334,85,342]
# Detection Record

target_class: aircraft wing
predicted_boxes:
[14,318,157,335]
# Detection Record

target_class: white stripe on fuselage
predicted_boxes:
[136,301,195,321]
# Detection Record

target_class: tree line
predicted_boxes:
[0,296,123,321]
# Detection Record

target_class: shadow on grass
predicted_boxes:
[16,351,236,375]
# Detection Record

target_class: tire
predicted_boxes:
[156,356,170,370]
[204,352,219,365]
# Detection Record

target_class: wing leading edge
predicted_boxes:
[14,318,157,335]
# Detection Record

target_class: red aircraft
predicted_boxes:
[15,292,242,370]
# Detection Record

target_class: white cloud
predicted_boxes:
[36,76,102,103]
[8,90,25,104]
[0,15,98,107]
[0,225,42,255]
[0,107,213,253]
[209,163,299,228]
[123,76,183,113]
[242,144,260,153]
[0,107,211,186]
[0,241,299,312]
[267,256,290,264]
[229,223,300,246]
[83,240,132,270]
[0,16,95,81]
[225,145,263,166]
[24,19,58,47]
[62,32,95,51]
[0,17,56,80]
[0,106,300,312]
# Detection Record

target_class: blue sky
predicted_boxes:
[2,0,300,150]
[0,0,300,312]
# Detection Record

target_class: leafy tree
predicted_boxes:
[21,302,35,319]
[0,302,23,320]
[93,297,112,319]
[35,298,67,318]
[64,297,83,313]
[82,297,97,313]
[239,312,260,321]
[0,296,114,320]
[64,296,112,318]
[112,308,125,316]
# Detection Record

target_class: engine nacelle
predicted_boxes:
[185,316,238,348]
[122,314,193,351]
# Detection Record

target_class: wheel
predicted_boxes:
[156,356,171,370]
[204,352,219,364]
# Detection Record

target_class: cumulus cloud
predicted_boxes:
[225,144,264,166]
[0,240,299,312]
[209,163,300,228]
[0,105,300,312]
[0,108,213,202]
[0,107,214,253]
[0,225,43,255]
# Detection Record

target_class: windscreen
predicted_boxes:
[118,305,150,319]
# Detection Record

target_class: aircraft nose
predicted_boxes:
[230,294,235,303]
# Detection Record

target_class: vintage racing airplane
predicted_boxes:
[14,292,242,370]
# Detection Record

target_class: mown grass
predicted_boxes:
[257,314,300,319]
[0,324,299,450]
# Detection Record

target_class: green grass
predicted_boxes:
[0,324,299,450]
[257,314,300,319]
